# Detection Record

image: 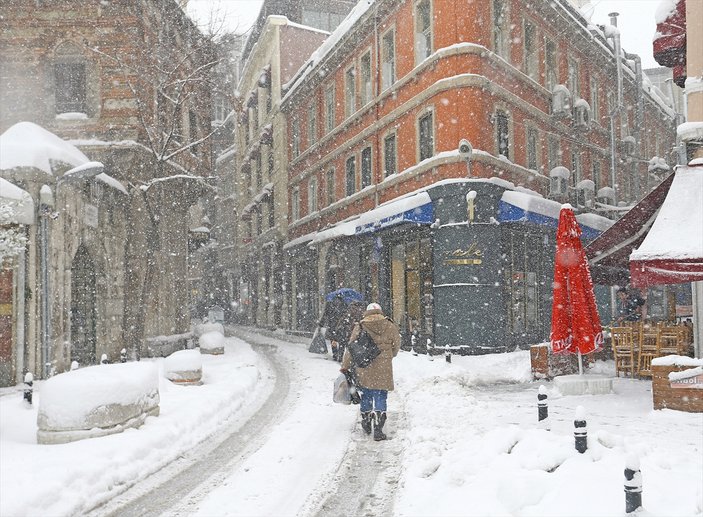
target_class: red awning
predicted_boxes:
[653,0,686,86]
[585,173,675,285]
[630,164,703,287]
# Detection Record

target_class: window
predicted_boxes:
[345,156,356,196]
[526,127,538,170]
[345,66,356,117]
[415,0,432,64]
[213,95,230,123]
[291,117,300,158]
[548,137,560,170]
[592,161,601,193]
[493,0,508,58]
[383,133,397,177]
[325,84,335,133]
[571,150,582,187]
[590,77,600,124]
[267,194,274,229]
[524,21,538,80]
[495,110,509,158]
[360,51,372,105]
[54,63,86,114]
[307,103,317,145]
[308,176,318,213]
[189,110,198,153]
[361,146,372,188]
[418,111,434,161]
[545,39,557,91]
[326,168,335,205]
[382,30,396,90]
[568,58,580,98]
[291,187,300,221]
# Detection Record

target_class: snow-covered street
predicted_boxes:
[1,328,702,517]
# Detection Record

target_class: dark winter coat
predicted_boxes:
[341,309,401,391]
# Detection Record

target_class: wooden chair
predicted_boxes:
[611,327,636,378]
[658,326,686,356]
[637,324,660,378]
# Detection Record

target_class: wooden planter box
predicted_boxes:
[530,343,579,380]
[652,360,703,413]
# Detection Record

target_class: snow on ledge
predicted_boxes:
[652,355,703,367]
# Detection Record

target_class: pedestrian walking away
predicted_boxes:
[340,303,401,441]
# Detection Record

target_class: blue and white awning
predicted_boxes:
[354,192,433,235]
[498,191,613,240]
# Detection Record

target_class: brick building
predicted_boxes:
[0,0,216,379]
[280,0,677,351]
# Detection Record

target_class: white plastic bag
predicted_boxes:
[332,373,351,404]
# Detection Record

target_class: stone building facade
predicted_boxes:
[279,0,677,350]
[0,0,216,380]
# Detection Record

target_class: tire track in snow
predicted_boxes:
[90,341,289,517]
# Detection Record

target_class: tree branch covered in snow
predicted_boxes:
[0,204,28,267]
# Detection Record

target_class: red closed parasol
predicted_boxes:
[551,205,603,358]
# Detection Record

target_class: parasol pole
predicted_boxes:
[578,350,584,375]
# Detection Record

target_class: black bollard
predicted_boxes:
[445,345,451,363]
[624,455,643,513]
[537,385,549,430]
[120,348,127,363]
[411,334,418,356]
[574,406,587,453]
[23,373,33,406]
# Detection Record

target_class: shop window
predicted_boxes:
[345,66,356,117]
[384,133,397,177]
[524,21,538,80]
[360,51,373,105]
[325,84,335,133]
[495,110,509,159]
[326,167,335,205]
[361,146,372,188]
[345,155,356,196]
[505,230,544,338]
[418,111,434,161]
[415,0,432,64]
[381,29,396,90]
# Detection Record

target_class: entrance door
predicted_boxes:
[70,246,96,365]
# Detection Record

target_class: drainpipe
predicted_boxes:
[623,50,643,196]
[605,13,624,205]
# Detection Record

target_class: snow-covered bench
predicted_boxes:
[37,362,160,444]
[164,349,203,385]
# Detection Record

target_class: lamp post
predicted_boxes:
[39,161,104,378]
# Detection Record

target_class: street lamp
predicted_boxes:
[39,161,104,378]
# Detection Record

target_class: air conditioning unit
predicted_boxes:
[549,166,570,198]
[551,85,572,117]
[575,179,595,208]
[573,99,591,128]
[621,136,636,156]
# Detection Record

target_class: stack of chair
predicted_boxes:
[611,326,636,378]
[637,324,660,378]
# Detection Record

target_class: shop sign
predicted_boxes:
[443,244,483,265]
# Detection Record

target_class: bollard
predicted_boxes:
[574,405,587,453]
[427,338,434,361]
[100,353,108,365]
[23,372,33,406]
[70,361,79,371]
[411,334,418,356]
[120,348,127,363]
[445,345,451,363]
[624,454,643,513]
[537,385,549,430]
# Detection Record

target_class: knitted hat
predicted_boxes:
[365,303,383,316]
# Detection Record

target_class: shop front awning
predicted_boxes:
[354,192,433,235]
[585,173,675,285]
[630,164,703,287]
[498,191,613,241]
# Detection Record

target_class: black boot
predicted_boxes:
[360,411,372,435]
[373,411,387,441]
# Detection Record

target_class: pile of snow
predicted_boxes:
[200,331,225,355]
[164,349,203,385]
[37,362,160,444]
[194,322,224,337]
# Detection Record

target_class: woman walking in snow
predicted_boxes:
[340,303,401,441]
